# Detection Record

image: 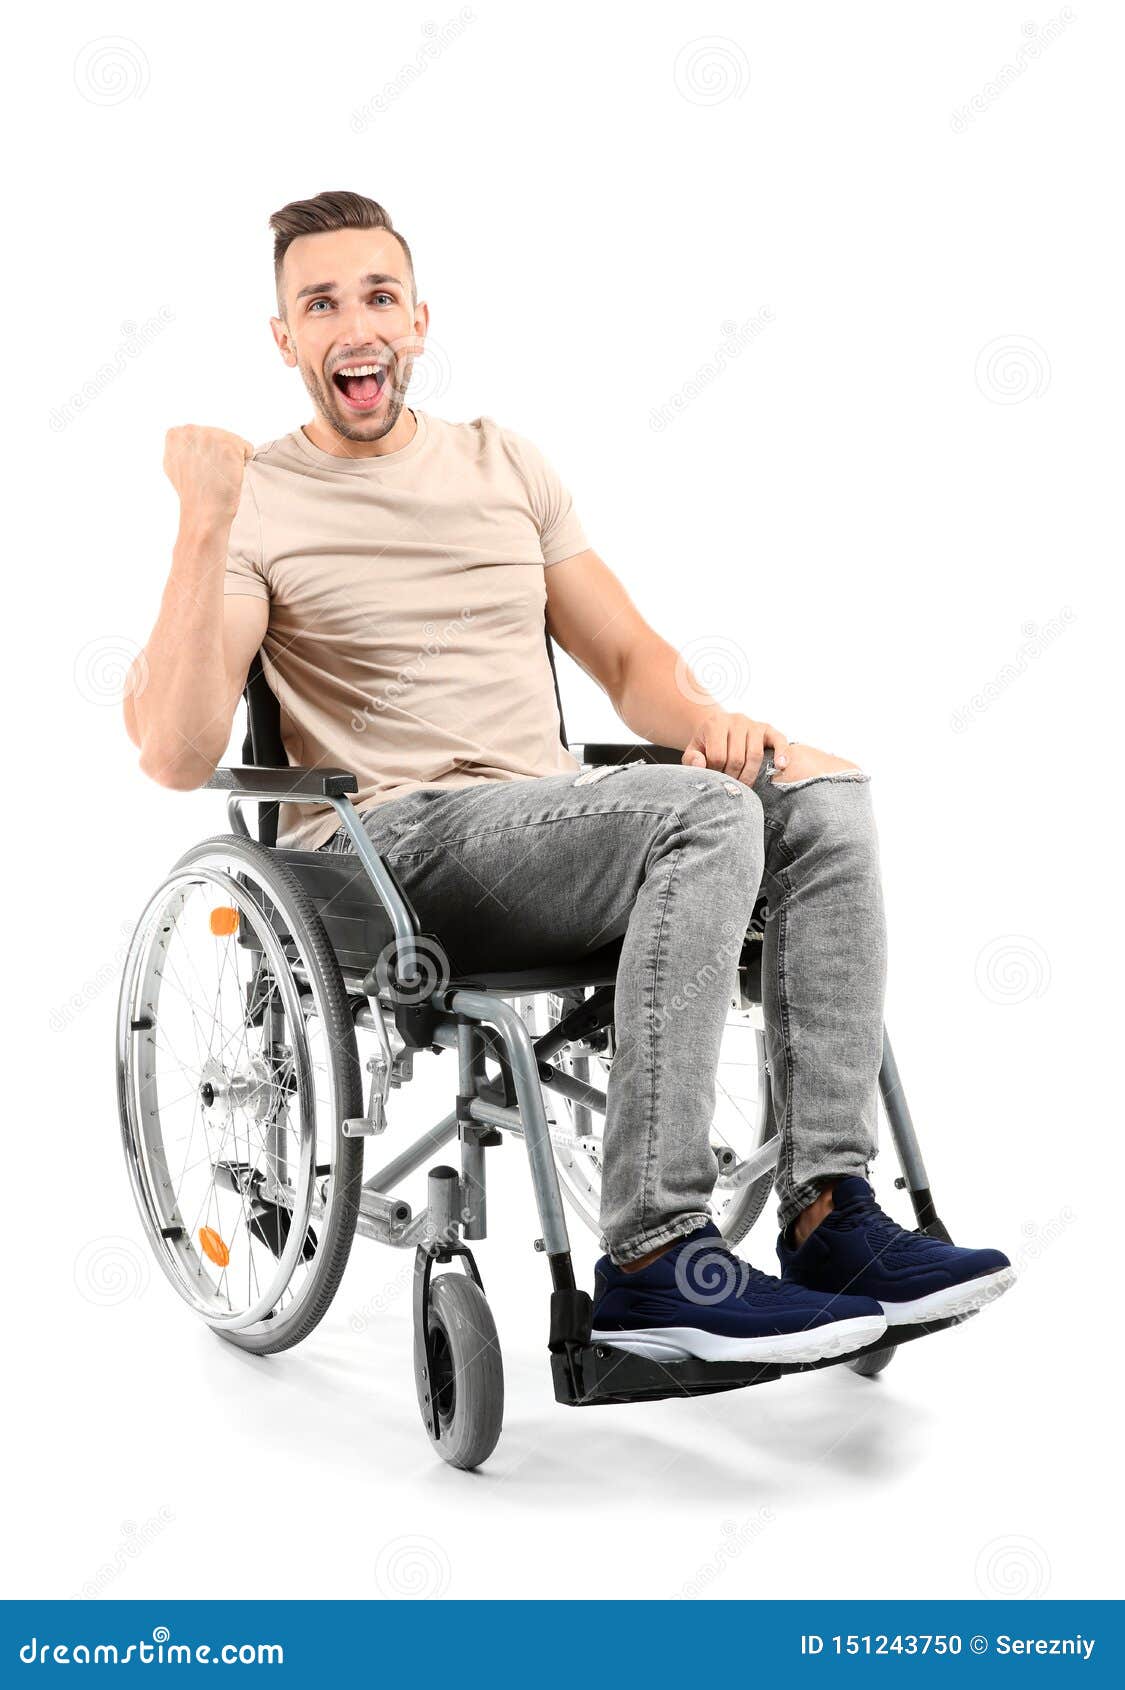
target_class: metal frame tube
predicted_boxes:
[457,1025,487,1240]
[450,989,573,1258]
[363,1109,459,1193]
[879,1026,931,1192]
[222,791,420,985]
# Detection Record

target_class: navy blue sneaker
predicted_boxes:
[777,1177,1015,1325]
[590,1221,888,1364]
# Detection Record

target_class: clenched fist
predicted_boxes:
[163,425,255,523]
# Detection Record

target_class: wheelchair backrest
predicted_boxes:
[240,623,572,848]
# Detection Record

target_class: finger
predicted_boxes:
[681,744,706,767]
[721,724,745,776]
[764,723,791,770]
[735,728,765,785]
[701,719,731,771]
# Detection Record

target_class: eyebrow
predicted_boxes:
[294,273,404,301]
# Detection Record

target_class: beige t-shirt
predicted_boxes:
[223,410,589,852]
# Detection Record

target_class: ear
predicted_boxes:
[270,314,298,369]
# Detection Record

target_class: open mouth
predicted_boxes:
[331,362,390,413]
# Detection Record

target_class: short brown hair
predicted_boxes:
[268,190,416,313]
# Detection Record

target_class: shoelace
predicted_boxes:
[739,1262,822,1303]
[827,1189,913,1243]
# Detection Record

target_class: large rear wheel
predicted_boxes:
[117,834,363,1355]
[530,985,779,1248]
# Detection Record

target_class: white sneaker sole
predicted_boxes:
[589,1313,888,1365]
[880,1266,1016,1326]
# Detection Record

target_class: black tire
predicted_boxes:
[422,1273,505,1470]
[849,1343,897,1378]
[170,834,363,1357]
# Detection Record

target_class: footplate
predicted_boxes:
[551,1315,967,1407]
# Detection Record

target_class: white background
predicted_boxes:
[10,0,1122,1602]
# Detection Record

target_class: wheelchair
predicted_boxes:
[116,636,962,1470]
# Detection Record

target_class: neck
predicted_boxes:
[302,406,417,459]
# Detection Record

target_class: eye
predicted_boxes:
[307,298,332,313]
[374,292,394,306]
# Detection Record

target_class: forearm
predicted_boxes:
[128,513,235,788]
[610,630,722,748]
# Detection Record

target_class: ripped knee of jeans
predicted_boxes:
[769,764,870,789]
[573,763,636,786]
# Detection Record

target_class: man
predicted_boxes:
[123,190,1013,1366]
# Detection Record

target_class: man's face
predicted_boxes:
[270,227,428,443]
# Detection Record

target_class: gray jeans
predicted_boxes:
[319,754,887,1265]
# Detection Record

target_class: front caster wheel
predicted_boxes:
[849,1343,897,1377]
[418,1273,504,1470]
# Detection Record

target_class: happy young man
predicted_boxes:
[123,189,1014,1366]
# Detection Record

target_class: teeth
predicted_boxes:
[336,363,383,378]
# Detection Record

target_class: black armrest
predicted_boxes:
[204,764,359,800]
[572,742,683,767]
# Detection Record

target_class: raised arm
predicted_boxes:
[124,427,268,788]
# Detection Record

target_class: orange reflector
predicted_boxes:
[210,907,239,937]
[198,1226,230,1268]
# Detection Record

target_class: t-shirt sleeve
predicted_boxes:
[507,431,589,566]
[223,473,268,600]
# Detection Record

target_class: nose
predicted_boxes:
[335,300,385,354]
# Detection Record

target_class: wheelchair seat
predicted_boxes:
[271,841,625,992]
